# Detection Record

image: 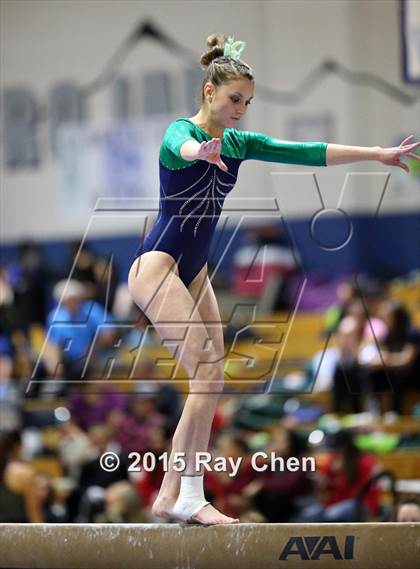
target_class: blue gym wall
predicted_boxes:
[1,212,418,285]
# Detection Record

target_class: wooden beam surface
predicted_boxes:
[0,523,419,569]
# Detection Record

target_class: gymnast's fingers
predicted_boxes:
[399,135,414,146]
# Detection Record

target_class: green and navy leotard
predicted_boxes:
[135,118,328,286]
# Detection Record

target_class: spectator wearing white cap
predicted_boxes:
[41,279,115,392]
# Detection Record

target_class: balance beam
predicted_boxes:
[0,523,419,568]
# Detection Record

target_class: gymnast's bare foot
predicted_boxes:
[151,496,177,520]
[185,503,240,525]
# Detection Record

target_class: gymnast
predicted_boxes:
[128,33,419,525]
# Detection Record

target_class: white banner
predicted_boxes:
[57,116,173,216]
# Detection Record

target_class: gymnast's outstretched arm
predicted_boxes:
[178,131,419,173]
[325,135,419,171]
[243,131,419,171]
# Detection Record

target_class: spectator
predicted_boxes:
[331,315,365,414]
[0,337,23,433]
[95,481,147,523]
[154,383,182,433]
[299,430,381,522]
[77,423,127,492]
[0,268,32,384]
[66,241,97,301]
[204,433,257,519]
[245,426,313,522]
[330,292,391,414]
[395,497,420,522]
[92,256,119,313]
[36,474,72,523]
[0,267,20,338]
[135,425,171,513]
[108,385,168,455]
[66,241,118,311]
[58,420,100,480]
[325,280,359,334]
[130,358,182,432]
[42,279,116,388]
[231,223,296,307]
[69,380,126,432]
[67,423,127,522]
[0,430,44,522]
[361,300,420,414]
[7,240,51,329]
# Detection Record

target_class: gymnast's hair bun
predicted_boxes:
[200,34,227,67]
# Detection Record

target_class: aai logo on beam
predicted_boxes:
[279,535,355,561]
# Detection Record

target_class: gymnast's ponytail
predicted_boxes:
[200,34,226,67]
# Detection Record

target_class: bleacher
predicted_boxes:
[13,278,420,528]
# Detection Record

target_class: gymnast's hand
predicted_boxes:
[377,135,420,173]
[197,138,228,172]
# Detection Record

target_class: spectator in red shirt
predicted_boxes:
[298,430,381,522]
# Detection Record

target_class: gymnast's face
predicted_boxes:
[205,78,254,128]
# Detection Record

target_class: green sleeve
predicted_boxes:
[160,120,205,170]
[240,130,328,167]
[161,120,199,157]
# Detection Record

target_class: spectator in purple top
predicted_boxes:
[69,380,127,432]
[107,383,168,455]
